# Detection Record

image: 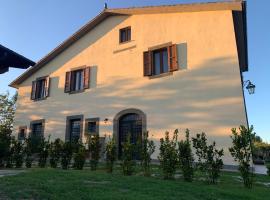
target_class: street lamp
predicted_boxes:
[243,80,256,95]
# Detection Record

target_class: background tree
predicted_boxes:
[0,92,17,167]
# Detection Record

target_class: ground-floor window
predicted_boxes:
[18,126,27,141]
[30,119,45,138]
[85,118,99,136]
[66,115,83,142]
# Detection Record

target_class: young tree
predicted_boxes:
[49,138,63,168]
[158,130,178,179]
[88,135,101,170]
[192,132,224,184]
[121,134,136,176]
[229,125,254,188]
[178,129,194,182]
[140,131,155,176]
[105,136,117,173]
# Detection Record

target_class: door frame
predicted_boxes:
[113,108,147,159]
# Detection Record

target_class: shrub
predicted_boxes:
[229,125,254,188]
[73,142,86,170]
[49,139,63,168]
[61,142,73,170]
[105,136,117,173]
[13,140,24,168]
[158,130,178,179]
[24,137,33,168]
[88,135,100,171]
[140,131,155,177]
[178,129,194,182]
[38,137,50,168]
[121,135,136,176]
[192,132,224,184]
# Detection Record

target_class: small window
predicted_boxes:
[66,115,83,142]
[18,126,27,141]
[119,27,131,43]
[85,118,99,136]
[31,76,50,100]
[30,119,45,138]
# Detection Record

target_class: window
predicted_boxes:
[143,43,178,77]
[31,76,50,100]
[119,27,131,43]
[71,69,83,91]
[65,67,90,93]
[18,126,27,141]
[153,48,169,75]
[66,115,83,142]
[30,119,45,138]
[85,118,99,136]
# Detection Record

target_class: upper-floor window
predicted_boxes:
[30,119,45,138]
[119,27,131,43]
[31,76,50,100]
[143,43,178,77]
[65,67,90,93]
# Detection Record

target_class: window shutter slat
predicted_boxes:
[143,51,152,76]
[64,72,71,93]
[168,44,178,72]
[31,81,37,100]
[84,67,90,89]
[45,77,50,97]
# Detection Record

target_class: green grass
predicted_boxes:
[0,166,269,200]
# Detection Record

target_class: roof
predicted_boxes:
[0,44,35,74]
[10,0,247,88]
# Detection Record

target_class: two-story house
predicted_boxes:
[10,1,249,166]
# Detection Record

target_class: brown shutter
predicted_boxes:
[64,72,71,93]
[31,81,37,100]
[45,77,50,97]
[168,44,178,72]
[83,67,90,89]
[143,51,152,76]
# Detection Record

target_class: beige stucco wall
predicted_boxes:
[14,10,247,165]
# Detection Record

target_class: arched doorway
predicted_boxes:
[113,109,146,159]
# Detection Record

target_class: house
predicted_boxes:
[10,1,249,166]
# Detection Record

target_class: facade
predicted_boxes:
[10,1,249,165]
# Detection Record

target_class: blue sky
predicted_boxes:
[0,0,269,141]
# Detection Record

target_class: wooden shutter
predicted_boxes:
[83,67,90,89]
[64,72,71,93]
[143,51,152,76]
[168,44,178,72]
[31,81,37,100]
[45,77,50,97]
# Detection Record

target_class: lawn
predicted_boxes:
[0,166,269,200]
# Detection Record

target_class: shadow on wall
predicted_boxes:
[16,55,245,142]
